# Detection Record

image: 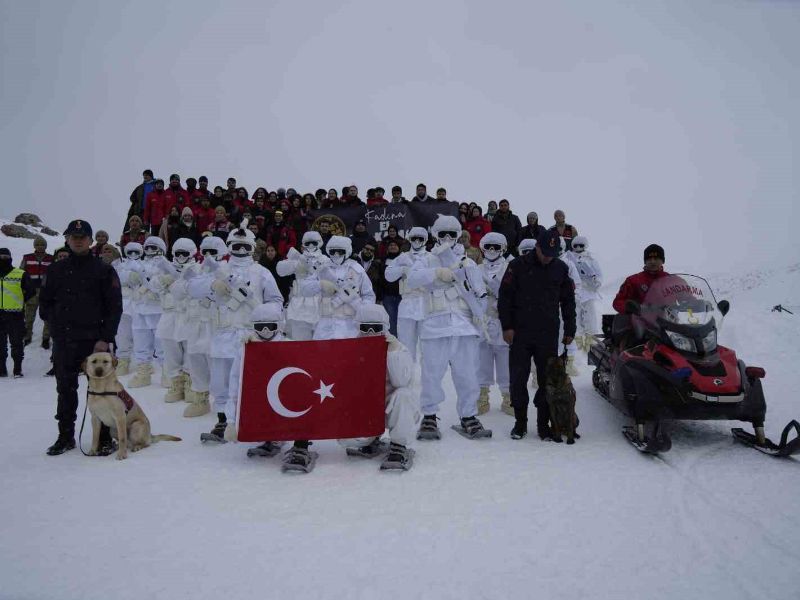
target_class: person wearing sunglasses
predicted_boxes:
[336,304,419,471]
[564,235,603,351]
[384,226,431,363]
[182,235,229,418]
[405,215,491,440]
[307,236,376,341]
[156,238,198,403]
[114,242,145,376]
[477,232,512,416]
[195,221,284,443]
[277,230,332,340]
[127,236,169,389]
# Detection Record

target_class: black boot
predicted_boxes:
[510,420,527,440]
[46,423,76,456]
[0,363,7,378]
[13,361,22,378]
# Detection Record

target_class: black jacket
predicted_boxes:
[519,223,546,242]
[490,210,523,250]
[39,253,123,342]
[498,252,576,341]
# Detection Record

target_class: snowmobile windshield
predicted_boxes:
[640,274,724,354]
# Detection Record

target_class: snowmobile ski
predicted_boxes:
[622,426,671,455]
[246,441,284,458]
[281,449,318,474]
[451,424,493,440]
[731,420,800,458]
[345,438,388,458]
[380,448,416,471]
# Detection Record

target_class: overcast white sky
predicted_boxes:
[1,0,797,281]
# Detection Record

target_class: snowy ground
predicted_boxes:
[1,233,798,599]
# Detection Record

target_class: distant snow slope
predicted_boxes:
[1,223,798,600]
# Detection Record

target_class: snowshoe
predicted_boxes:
[346,437,388,459]
[451,416,492,440]
[417,414,441,441]
[732,421,800,458]
[281,447,318,473]
[380,443,415,471]
[200,422,227,444]
[246,441,284,458]
[623,423,672,455]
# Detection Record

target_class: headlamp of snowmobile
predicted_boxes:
[359,323,384,335]
[699,329,717,353]
[666,331,694,353]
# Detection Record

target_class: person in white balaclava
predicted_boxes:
[406,215,491,440]
[558,237,582,376]
[113,242,144,376]
[565,235,603,350]
[301,235,375,340]
[183,235,228,417]
[336,304,421,471]
[277,230,331,340]
[197,220,283,442]
[384,226,430,362]
[477,232,512,416]
[128,236,169,388]
[155,237,197,402]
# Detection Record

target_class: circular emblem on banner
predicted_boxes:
[311,214,347,236]
[713,378,723,386]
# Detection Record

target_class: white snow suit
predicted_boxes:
[478,255,510,394]
[384,247,430,362]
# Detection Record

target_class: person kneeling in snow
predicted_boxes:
[337,304,421,471]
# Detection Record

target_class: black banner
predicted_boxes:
[309,201,459,243]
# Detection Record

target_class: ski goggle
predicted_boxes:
[436,231,459,240]
[174,250,192,259]
[302,241,320,249]
[144,245,160,253]
[230,243,252,253]
[359,323,384,334]
[126,251,141,259]
[483,244,503,252]
[201,248,218,257]
[328,249,347,257]
[253,322,278,333]
[409,236,426,244]
[520,248,534,256]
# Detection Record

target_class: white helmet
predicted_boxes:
[200,235,227,262]
[171,238,197,265]
[431,215,461,249]
[250,301,284,340]
[301,230,323,254]
[124,242,143,260]
[407,226,428,251]
[143,236,166,257]
[479,232,507,261]
[326,235,352,265]
[356,303,390,336]
[518,238,536,255]
[571,235,588,253]
[226,219,257,258]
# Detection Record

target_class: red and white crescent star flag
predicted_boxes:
[236,337,388,441]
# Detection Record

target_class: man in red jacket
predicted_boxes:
[163,173,190,216]
[19,236,53,348]
[612,244,669,313]
[143,179,167,234]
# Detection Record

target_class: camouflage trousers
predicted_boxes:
[24,288,49,343]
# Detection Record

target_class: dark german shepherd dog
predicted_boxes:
[545,352,580,444]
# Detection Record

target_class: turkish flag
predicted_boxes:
[236,337,388,441]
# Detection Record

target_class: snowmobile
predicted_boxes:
[588,273,799,457]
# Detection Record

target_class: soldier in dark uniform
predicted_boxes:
[498,229,576,441]
[39,219,123,456]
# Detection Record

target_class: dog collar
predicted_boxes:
[88,388,134,412]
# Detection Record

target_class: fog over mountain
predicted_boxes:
[2,0,797,281]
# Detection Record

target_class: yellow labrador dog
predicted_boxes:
[83,352,181,460]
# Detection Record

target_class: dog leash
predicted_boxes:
[77,386,91,457]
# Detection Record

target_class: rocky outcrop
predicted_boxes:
[1,223,38,239]
[14,213,43,227]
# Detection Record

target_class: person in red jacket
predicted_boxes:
[163,173,190,216]
[143,179,167,234]
[367,186,388,206]
[612,244,669,313]
[193,195,216,233]
[120,215,148,247]
[263,210,296,257]
[19,236,53,347]
[464,206,492,248]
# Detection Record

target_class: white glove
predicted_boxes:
[436,268,455,283]
[320,280,337,295]
[159,274,175,286]
[127,271,141,285]
[211,279,231,296]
